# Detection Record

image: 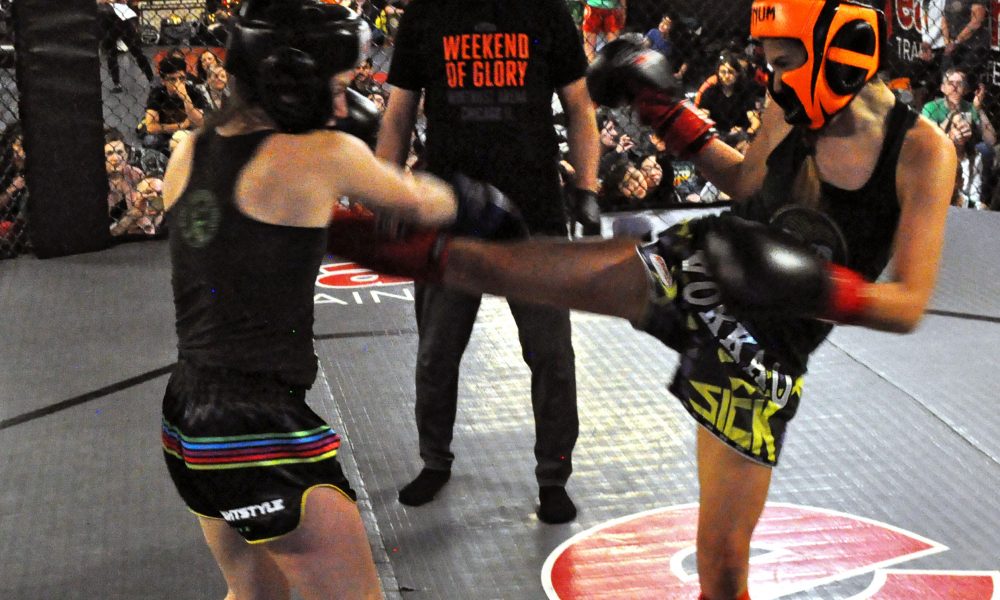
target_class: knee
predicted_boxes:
[415,348,463,376]
[521,345,575,370]
[518,325,574,367]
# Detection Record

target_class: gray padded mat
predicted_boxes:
[1,207,997,599]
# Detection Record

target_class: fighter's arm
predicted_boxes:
[162,129,196,212]
[956,2,987,44]
[858,117,955,332]
[558,77,600,192]
[442,236,651,323]
[586,37,780,201]
[375,86,421,165]
[699,118,955,331]
[692,96,788,200]
[323,131,456,228]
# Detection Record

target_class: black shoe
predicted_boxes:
[398,468,451,506]
[538,486,576,524]
[111,85,123,93]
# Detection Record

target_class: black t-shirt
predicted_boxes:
[146,83,208,126]
[387,0,588,228]
[697,84,755,133]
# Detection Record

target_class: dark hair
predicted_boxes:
[196,49,222,82]
[596,107,620,129]
[158,53,188,76]
[104,126,125,144]
[942,68,968,87]
[717,52,745,77]
[0,121,24,187]
[0,121,22,156]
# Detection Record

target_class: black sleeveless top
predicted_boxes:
[167,129,327,387]
[726,98,917,373]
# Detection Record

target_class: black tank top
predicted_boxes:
[167,129,327,387]
[727,98,916,373]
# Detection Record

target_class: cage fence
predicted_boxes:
[2,0,997,261]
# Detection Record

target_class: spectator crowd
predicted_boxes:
[2,0,998,260]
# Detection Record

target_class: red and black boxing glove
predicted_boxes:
[586,37,718,159]
[326,206,452,282]
[326,174,528,282]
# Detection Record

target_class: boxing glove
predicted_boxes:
[586,37,680,107]
[700,216,870,323]
[327,174,527,281]
[450,173,528,240]
[330,88,381,149]
[327,208,450,281]
[587,38,717,158]
[566,187,602,236]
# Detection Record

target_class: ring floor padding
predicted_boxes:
[1,208,997,599]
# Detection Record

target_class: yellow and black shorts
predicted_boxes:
[161,360,356,543]
[636,220,805,466]
[670,342,802,466]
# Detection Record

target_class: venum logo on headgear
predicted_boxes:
[751,5,776,24]
[224,0,371,133]
[750,0,884,130]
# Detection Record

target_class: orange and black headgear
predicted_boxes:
[750,0,885,130]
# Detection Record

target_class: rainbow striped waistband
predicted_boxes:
[162,419,341,470]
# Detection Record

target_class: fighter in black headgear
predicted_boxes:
[224,0,371,133]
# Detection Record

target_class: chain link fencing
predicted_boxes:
[0,0,23,258]
[3,0,997,262]
[574,0,1000,213]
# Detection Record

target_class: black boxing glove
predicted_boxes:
[587,38,717,158]
[567,187,602,236]
[330,88,381,149]
[450,173,528,240]
[586,37,682,107]
[700,216,871,323]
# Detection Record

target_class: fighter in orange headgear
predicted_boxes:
[750,0,885,129]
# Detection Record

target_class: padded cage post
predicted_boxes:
[15,0,110,258]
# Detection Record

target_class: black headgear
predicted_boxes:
[225,0,371,133]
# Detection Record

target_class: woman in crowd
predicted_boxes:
[194,48,223,84]
[105,133,153,236]
[696,52,761,154]
[199,64,231,112]
[0,122,27,256]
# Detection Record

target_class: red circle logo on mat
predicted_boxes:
[542,503,998,599]
[316,262,411,289]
